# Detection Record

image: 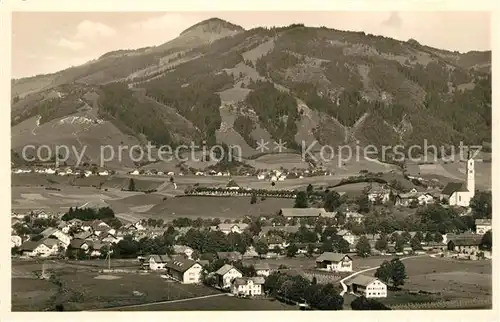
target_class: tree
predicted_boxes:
[355,236,371,257]
[394,235,405,252]
[255,241,269,257]
[312,276,317,285]
[470,191,492,219]
[250,193,257,204]
[286,243,299,257]
[306,184,314,195]
[294,191,309,208]
[323,191,341,212]
[410,236,423,251]
[351,296,391,310]
[170,176,174,183]
[390,258,408,288]
[375,234,388,251]
[401,231,412,243]
[480,230,492,251]
[423,231,433,244]
[374,260,392,284]
[357,194,370,213]
[128,178,136,191]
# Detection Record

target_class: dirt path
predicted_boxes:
[339,254,432,296]
[90,293,228,311]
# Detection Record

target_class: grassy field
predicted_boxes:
[12,267,220,311]
[146,196,294,219]
[118,295,298,311]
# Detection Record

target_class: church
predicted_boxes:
[440,156,475,207]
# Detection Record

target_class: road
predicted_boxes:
[89,293,228,311]
[339,254,434,296]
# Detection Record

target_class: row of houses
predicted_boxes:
[12,167,110,176]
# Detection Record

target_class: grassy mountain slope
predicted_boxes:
[11,19,491,166]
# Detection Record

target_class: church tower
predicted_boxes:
[466,151,475,195]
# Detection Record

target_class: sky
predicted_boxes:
[11,11,492,79]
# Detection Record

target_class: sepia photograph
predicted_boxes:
[8,6,494,314]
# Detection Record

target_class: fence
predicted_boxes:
[390,298,492,310]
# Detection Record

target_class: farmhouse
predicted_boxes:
[254,263,271,277]
[395,191,434,207]
[173,245,194,259]
[165,259,203,284]
[440,157,475,207]
[279,208,328,219]
[215,264,243,289]
[447,234,483,254]
[226,180,241,190]
[11,235,22,248]
[345,275,387,298]
[367,186,391,204]
[475,219,492,235]
[144,254,171,270]
[231,276,265,297]
[68,238,90,251]
[315,252,353,272]
[19,239,59,257]
[216,223,249,235]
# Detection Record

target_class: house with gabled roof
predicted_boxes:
[345,275,387,298]
[215,264,243,289]
[254,263,271,277]
[173,245,194,259]
[231,276,265,296]
[475,219,492,235]
[226,180,241,190]
[447,234,483,254]
[216,223,249,235]
[165,259,204,284]
[68,238,90,251]
[316,252,353,272]
[144,254,171,270]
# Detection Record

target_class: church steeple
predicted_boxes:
[466,149,475,194]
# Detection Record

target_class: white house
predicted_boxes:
[475,219,492,235]
[145,254,171,270]
[257,174,266,180]
[11,235,22,248]
[98,170,109,176]
[216,223,249,235]
[51,230,71,247]
[440,156,475,207]
[337,230,358,245]
[165,259,203,284]
[254,263,271,277]
[46,168,56,175]
[345,211,364,224]
[130,170,140,175]
[315,252,353,272]
[173,245,194,259]
[231,277,265,296]
[367,186,390,204]
[20,239,60,257]
[345,275,387,298]
[215,264,243,289]
[226,180,241,190]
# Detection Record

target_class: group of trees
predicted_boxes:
[264,272,344,310]
[177,229,252,255]
[374,258,408,288]
[60,207,122,230]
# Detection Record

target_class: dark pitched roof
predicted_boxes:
[166,258,199,273]
[279,208,327,217]
[448,234,483,246]
[345,274,382,287]
[20,241,40,251]
[316,252,351,263]
[226,180,240,188]
[441,182,468,196]
[69,238,89,249]
[475,219,492,226]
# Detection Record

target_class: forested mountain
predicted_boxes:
[11,18,491,161]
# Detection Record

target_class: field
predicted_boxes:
[146,196,293,219]
[11,259,221,311]
[116,295,297,311]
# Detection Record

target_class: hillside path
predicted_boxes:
[339,254,433,296]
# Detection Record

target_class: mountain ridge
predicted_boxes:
[11,19,491,167]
